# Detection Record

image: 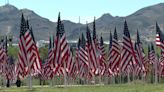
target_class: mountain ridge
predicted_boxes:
[0,3,164,42]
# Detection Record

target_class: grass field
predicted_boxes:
[1,82,164,92]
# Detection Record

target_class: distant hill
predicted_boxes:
[0,3,164,42]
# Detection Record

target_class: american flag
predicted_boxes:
[2,37,16,80]
[156,23,164,61]
[15,60,24,78]
[86,24,98,75]
[148,43,156,64]
[44,36,54,78]
[66,47,74,75]
[92,18,100,75]
[18,14,41,76]
[29,26,42,75]
[5,56,15,80]
[92,17,99,51]
[120,21,138,72]
[18,14,28,76]
[69,60,77,79]
[47,36,53,66]
[25,20,42,75]
[77,34,88,78]
[0,37,7,65]
[156,23,161,47]
[53,13,73,77]
[71,48,80,78]
[79,34,88,66]
[134,30,146,76]
[40,36,54,80]
[107,31,112,67]
[0,43,5,61]
[53,13,62,70]
[92,20,100,75]
[156,23,164,76]
[41,61,53,80]
[108,28,120,75]
[60,33,69,67]
[77,35,89,78]
[98,35,106,75]
[134,43,144,76]
[53,35,61,72]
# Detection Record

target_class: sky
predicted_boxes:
[0,0,163,23]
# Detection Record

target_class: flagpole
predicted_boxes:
[127,66,130,83]
[78,16,81,85]
[112,75,115,84]
[141,71,145,82]
[64,60,67,87]
[99,74,102,84]
[28,65,32,89]
[27,52,32,89]
[133,68,135,81]
[154,56,158,84]
[29,72,32,89]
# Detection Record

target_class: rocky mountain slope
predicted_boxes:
[0,3,164,42]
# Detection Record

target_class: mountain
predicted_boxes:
[0,3,164,42]
[91,3,164,41]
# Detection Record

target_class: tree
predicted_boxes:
[8,46,18,59]
[39,46,48,63]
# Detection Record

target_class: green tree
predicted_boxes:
[39,46,48,63]
[8,46,18,59]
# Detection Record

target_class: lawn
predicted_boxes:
[1,83,164,92]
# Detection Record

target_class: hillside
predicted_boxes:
[0,3,164,42]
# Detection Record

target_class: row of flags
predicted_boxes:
[0,36,15,81]
[40,13,164,81]
[0,13,164,84]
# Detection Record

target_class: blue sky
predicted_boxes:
[0,0,163,23]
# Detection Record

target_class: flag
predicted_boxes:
[15,60,24,79]
[53,13,62,69]
[107,31,112,66]
[156,23,164,76]
[5,56,15,80]
[92,17,99,50]
[79,34,88,65]
[86,24,98,75]
[42,61,53,80]
[53,35,61,69]
[120,21,138,72]
[78,34,89,78]
[42,36,54,79]
[60,32,69,67]
[148,43,156,64]
[66,47,74,74]
[18,14,41,76]
[156,23,161,46]
[53,13,72,76]
[98,35,106,75]
[134,30,146,76]
[25,20,42,75]
[18,14,28,76]
[108,28,120,75]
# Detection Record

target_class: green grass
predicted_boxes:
[1,83,164,92]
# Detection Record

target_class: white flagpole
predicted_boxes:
[64,60,67,87]
[27,66,32,89]
[112,75,115,84]
[154,57,158,84]
[27,51,32,89]
[127,66,130,83]
[28,66,32,89]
